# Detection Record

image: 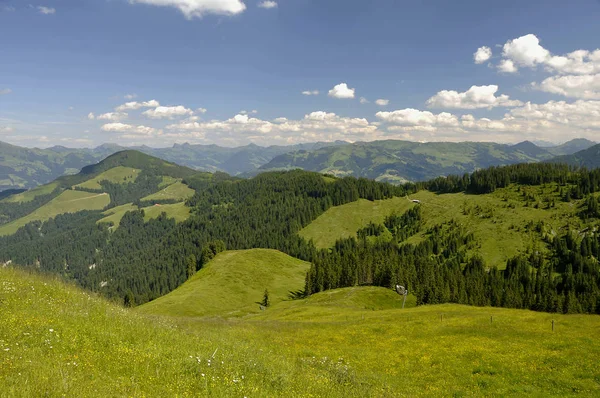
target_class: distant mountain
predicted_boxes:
[258,139,597,183]
[0,140,347,192]
[549,143,600,168]
[546,138,597,157]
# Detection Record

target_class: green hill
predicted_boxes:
[259,139,596,183]
[138,249,311,318]
[299,197,415,248]
[3,265,600,397]
[550,143,600,168]
[0,190,110,236]
[0,150,198,234]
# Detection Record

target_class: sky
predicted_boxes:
[1,0,600,148]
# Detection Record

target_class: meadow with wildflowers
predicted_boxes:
[2,253,600,397]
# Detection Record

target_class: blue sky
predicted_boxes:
[1,0,600,148]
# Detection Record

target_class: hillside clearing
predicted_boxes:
[299,197,415,249]
[141,181,195,201]
[74,166,140,190]
[0,190,110,236]
[97,202,191,227]
[1,182,59,203]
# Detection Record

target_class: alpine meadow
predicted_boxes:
[3,0,600,396]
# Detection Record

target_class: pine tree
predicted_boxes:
[261,289,270,307]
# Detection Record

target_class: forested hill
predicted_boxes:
[0,140,347,191]
[2,157,600,315]
[257,139,596,183]
[549,143,600,169]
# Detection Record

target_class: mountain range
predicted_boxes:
[0,138,597,191]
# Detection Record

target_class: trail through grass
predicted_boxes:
[0,190,110,236]
[141,181,195,201]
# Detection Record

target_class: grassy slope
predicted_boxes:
[142,202,191,223]
[138,249,311,318]
[0,190,110,236]
[299,197,415,249]
[2,264,600,397]
[299,184,585,269]
[1,182,58,203]
[74,166,140,190]
[141,181,195,201]
[97,202,191,227]
[407,185,585,269]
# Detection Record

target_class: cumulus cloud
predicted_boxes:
[97,112,129,121]
[426,85,523,109]
[302,90,319,96]
[376,109,459,128]
[115,100,160,112]
[124,94,137,100]
[87,113,95,120]
[128,0,246,19]
[533,73,600,100]
[474,46,492,64]
[37,6,56,14]
[101,123,160,136]
[142,105,193,119]
[497,59,517,73]
[0,88,11,95]
[360,97,369,104]
[0,126,14,134]
[328,83,355,99]
[375,99,389,106]
[258,1,277,9]
[165,110,378,145]
[196,107,207,113]
[499,34,600,75]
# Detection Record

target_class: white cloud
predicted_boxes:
[375,99,389,106]
[142,105,193,119]
[328,83,355,99]
[0,88,11,95]
[499,34,600,75]
[474,46,492,64]
[128,0,246,19]
[376,109,459,128]
[0,126,14,134]
[497,59,517,74]
[37,6,56,15]
[97,112,129,121]
[426,85,523,109]
[165,110,379,145]
[360,97,369,104]
[302,90,320,96]
[196,107,207,113]
[502,34,549,67]
[115,99,160,112]
[258,1,277,9]
[87,113,95,120]
[533,73,600,100]
[101,123,160,136]
[124,93,138,100]
[68,106,74,111]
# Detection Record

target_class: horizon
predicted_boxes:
[1,0,600,147]
[2,137,596,151]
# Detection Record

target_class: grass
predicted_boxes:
[137,249,311,318]
[97,202,191,227]
[406,184,585,269]
[74,166,140,190]
[97,203,139,227]
[1,182,58,203]
[299,184,586,269]
[299,197,415,249]
[0,190,110,236]
[142,202,191,223]
[141,181,195,201]
[2,259,600,397]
